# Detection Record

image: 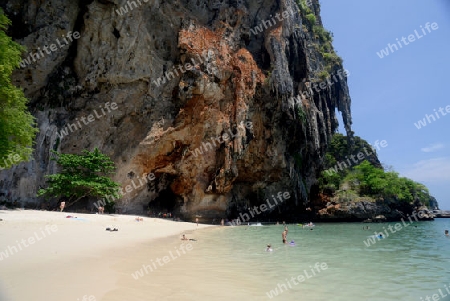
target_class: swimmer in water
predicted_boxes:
[282,229,287,244]
[181,234,197,241]
[289,240,296,246]
[266,244,273,252]
[445,230,449,236]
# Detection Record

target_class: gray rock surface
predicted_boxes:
[0,0,353,220]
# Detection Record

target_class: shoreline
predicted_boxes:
[0,209,214,301]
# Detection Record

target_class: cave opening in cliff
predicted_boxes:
[0,7,30,39]
[149,189,178,213]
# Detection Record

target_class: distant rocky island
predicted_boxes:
[311,134,439,222]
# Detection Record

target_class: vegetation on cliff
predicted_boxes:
[297,0,343,79]
[37,148,120,211]
[319,134,433,207]
[0,9,37,168]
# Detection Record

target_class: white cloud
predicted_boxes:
[401,157,450,183]
[420,143,444,153]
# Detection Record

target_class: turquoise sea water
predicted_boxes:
[128,219,450,301]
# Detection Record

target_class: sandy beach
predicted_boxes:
[0,210,212,301]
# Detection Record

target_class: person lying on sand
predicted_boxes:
[105,227,118,231]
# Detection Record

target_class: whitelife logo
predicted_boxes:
[115,0,152,16]
[414,105,450,129]
[93,171,156,210]
[56,102,118,139]
[324,140,388,176]
[0,153,22,170]
[230,191,291,226]
[131,243,193,279]
[363,210,428,247]
[152,50,218,87]
[0,225,58,261]
[189,121,253,158]
[266,262,328,298]
[419,282,450,301]
[20,31,81,68]
[288,69,350,106]
[376,22,438,59]
[249,7,295,36]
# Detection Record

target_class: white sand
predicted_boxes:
[0,210,213,301]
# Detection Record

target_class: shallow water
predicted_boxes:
[109,219,450,301]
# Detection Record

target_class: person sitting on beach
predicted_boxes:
[445,230,449,236]
[282,229,287,244]
[266,244,273,252]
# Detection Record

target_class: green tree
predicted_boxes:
[319,133,435,206]
[0,9,37,168]
[318,153,341,192]
[37,148,121,209]
[345,160,386,195]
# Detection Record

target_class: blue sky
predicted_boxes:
[320,0,450,209]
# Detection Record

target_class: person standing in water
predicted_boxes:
[282,229,287,244]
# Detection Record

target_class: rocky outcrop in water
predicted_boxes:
[0,0,353,221]
[316,198,435,222]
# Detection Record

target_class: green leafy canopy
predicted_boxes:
[37,148,121,208]
[319,134,433,205]
[0,9,38,168]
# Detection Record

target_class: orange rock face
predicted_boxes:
[2,0,352,221]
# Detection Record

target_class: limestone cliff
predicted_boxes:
[0,0,353,221]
